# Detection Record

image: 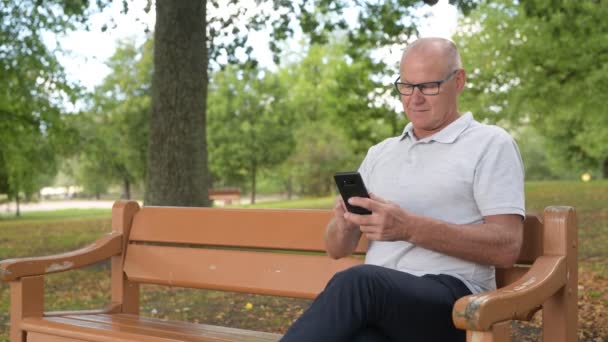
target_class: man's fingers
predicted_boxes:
[347,196,373,210]
[362,231,379,241]
[334,196,348,212]
[369,192,388,204]
[344,211,373,226]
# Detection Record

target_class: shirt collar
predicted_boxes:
[400,112,474,143]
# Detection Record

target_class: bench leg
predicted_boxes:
[10,276,44,342]
[491,321,510,342]
[542,207,578,342]
[111,258,140,314]
[543,286,578,342]
[466,321,510,342]
[467,330,494,342]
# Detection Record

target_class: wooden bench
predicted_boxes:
[208,188,241,205]
[0,201,577,341]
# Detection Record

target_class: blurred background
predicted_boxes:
[2,0,605,215]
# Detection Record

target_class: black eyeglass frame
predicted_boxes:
[393,69,459,96]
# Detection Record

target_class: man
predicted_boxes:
[282,37,525,341]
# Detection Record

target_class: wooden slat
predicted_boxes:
[66,314,281,340]
[28,332,84,342]
[517,214,543,264]
[23,314,281,342]
[128,206,368,253]
[44,303,122,317]
[124,244,363,299]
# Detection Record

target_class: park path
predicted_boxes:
[0,200,121,213]
[0,194,287,214]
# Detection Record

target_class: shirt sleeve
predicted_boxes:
[473,130,526,218]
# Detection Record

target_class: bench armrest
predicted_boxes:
[452,255,566,331]
[0,232,123,282]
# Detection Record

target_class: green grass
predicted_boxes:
[240,196,334,209]
[0,208,111,221]
[0,180,606,341]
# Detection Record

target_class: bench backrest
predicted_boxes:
[113,201,544,299]
[117,203,365,299]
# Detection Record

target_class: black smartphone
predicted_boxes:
[334,171,372,215]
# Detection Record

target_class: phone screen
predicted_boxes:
[334,171,372,215]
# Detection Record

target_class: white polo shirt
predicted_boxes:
[359,112,525,293]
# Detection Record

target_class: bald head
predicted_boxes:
[401,37,462,74]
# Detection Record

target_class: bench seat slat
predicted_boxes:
[129,207,368,253]
[73,314,278,337]
[124,244,363,299]
[22,314,281,342]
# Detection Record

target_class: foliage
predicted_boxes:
[72,38,152,199]
[207,41,405,198]
[286,122,354,196]
[272,42,404,196]
[512,126,561,180]
[207,66,295,203]
[455,0,608,178]
[0,0,117,208]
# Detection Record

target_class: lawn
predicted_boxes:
[0,180,606,341]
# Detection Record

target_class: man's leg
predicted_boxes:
[280,264,471,342]
[351,327,391,342]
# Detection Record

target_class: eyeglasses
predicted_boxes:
[393,70,459,96]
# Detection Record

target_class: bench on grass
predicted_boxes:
[0,200,577,342]
[208,188,241,205]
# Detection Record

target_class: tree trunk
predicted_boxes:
[286,176,293,200]
[123,178,131,200]
[250,161,257,205]
[15,192,20,217]
[145,0,211,207]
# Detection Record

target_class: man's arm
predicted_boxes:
[347,194,523,267]
[325,197,363,259]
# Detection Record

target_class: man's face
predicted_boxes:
[399,49,464,139]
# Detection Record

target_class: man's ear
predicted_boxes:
[455,69,466,93]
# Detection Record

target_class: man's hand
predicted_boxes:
[348,194,524,266]
[324,196,363,259]
[345,193,416,241]
[333,196,358,233]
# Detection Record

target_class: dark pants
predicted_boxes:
[281,264,472,342]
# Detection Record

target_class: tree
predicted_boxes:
[0,1,84,212]
[455,0,608,178]
[78,38,152,199]
[276,42,403,196]
[288,121,356,196]
[207,66,294,203]
[145,0,210,206]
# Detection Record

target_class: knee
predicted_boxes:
[329,264,384,287]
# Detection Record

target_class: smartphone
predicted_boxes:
[334,171,372,215]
